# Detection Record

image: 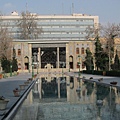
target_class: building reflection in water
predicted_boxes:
[13,74,120,120]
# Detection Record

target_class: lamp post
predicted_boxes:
[37,61,38,74]
[32,57,34,78]
[92,57,95,74]
[69,64,70,72]
[78,55,81,77]
[10,62,12,77]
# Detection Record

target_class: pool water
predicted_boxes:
[13,75,120,120]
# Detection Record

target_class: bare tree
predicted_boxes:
[101,23,120,70]
[17,11,42,39]
[85,24,101,40]
[0,18,13,60]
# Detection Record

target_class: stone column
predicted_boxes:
[21,43,24,72]
[74,42,77,72]
[57,47,59,69]
[66,43,69,72]
[38,48,41,69]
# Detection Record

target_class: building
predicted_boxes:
[0,12,99,73]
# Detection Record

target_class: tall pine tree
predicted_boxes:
[84,48,94,71]
[94,35,103,70]
[111,50,120,70]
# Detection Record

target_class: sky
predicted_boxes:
[0,0,120,25]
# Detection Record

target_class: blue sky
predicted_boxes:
[0,0,120,25]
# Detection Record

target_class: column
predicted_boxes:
[38,48,41,69]
[66,43,69,72]
[57,47,59,69]
[73,42,76,71]
[21,43,24,72]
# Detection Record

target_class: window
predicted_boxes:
[81,47,84,54]
[18,49,21,55]
[76,48,79,54]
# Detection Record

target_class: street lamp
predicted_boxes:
[37,61,39,74]
[10,62,12,77]
[92,57,95,74]
[78,55,81,77]
[69,64,70,72]
[32,57,34,78]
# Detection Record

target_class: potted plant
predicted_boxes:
[89,77,93,80]
[110,81,117,85]
[0,96,10,110]
[13,88,20,97]
[27,78,33,82]
[98,78,103,82]
[103,71,106,76]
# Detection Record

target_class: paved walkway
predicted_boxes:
[0,73,33,119]
[68,72,120,86]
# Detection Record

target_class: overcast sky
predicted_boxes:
[0,0,120,25]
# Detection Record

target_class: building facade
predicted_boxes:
[1,12,99,73]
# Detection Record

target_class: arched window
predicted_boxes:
[76,47,79,54]
[81,47,84,54]
[18,49,21,55]
[77,62,80,68]
[69,55,73,69]
[69,56,73,62]
[24,56,29,63]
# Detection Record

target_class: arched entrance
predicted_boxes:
[24,56,29,70]
[69,55,73,69]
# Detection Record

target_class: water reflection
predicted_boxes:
[13,74,120,120]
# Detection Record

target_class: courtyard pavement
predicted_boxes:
[73,72,120,86]
[0,73,33,119]
[0,72,120,119]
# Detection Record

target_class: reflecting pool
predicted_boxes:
[13,74,120,120]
